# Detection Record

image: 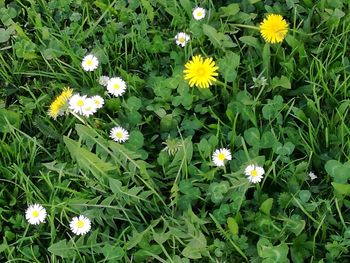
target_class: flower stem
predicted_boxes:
[215,79,227,87]
[231,24,260,31]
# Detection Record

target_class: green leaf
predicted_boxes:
[0,7,16,26]
[213,204,231,224]
[181,232,207,259]
[179,0,192,16]
[134,245,162,261]
[260,198,273,215]
[14,38,38,59]
[125,130,144,150]
[325,160,342,177]
[0,28,11,43]
[219,4,240,17]
[273,142,295,156]
[101,244,124,260]
[203,24,235,49]
[48,240,75,258]
[197,138,211,157]
[299,190,311,203]
[284,215,305,236]
[262,95,284,121]
[140,0,154,21]
[244,127,260,146]
[0,109,20,133]
[153,231,170,245]
[126,96,142,111]
[325,160,350,183]
[257,238,289,263]
[208,181,230,204]
[332,182,350,196]
[260,131,276,149]
[63,136,115,178]
[178,181,200,209]
[227,217,239,235]
[126,231,145,250]
[271,76,291,89]
[239,36,262,50]
[109,178,123,195]
[218,51,240,82]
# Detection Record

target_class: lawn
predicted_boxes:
[1,0,350,262]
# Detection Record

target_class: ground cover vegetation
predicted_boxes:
[1,0,350,262]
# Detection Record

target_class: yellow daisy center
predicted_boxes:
[32,210,39,218]
[77,220,85,228]
[196,67,205,76]
[113,83,120,90]
[250,169,258,177]
[196,11,202,17]
[217,153,226,161]
[77,100,85,107]
[86,59,93,66]
[179,37,185,43]
[115,132,123,138]
[183,55,219,89]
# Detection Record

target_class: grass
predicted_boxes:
[1,0,350,262]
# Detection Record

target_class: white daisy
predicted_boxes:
[69,94,87,115]
[81,98,97,117]
[70,215,91,235]
[308,171,317,181]
[107,77,127,97]
[110,126,129,143]
[98,75,110,86]
[245,164,265,184]
[81,54,99,71]
[174,32,190,47]
[91,95,104,109]
[212,148,232,167]
[25,204,47,225]
[192,7,206,20]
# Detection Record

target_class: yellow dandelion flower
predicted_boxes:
[259,14,288,44]
[183,55,219,88]
[48,87,73,119]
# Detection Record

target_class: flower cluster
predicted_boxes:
[43,10,290,238]
[178,10,287,88]
[25,204,91,235]
[178,9,288,184]
[173,7,206,48]
[211,148,265,184]
[48,54,130,143]
[49,54,128,119]
[69,94,104,117]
